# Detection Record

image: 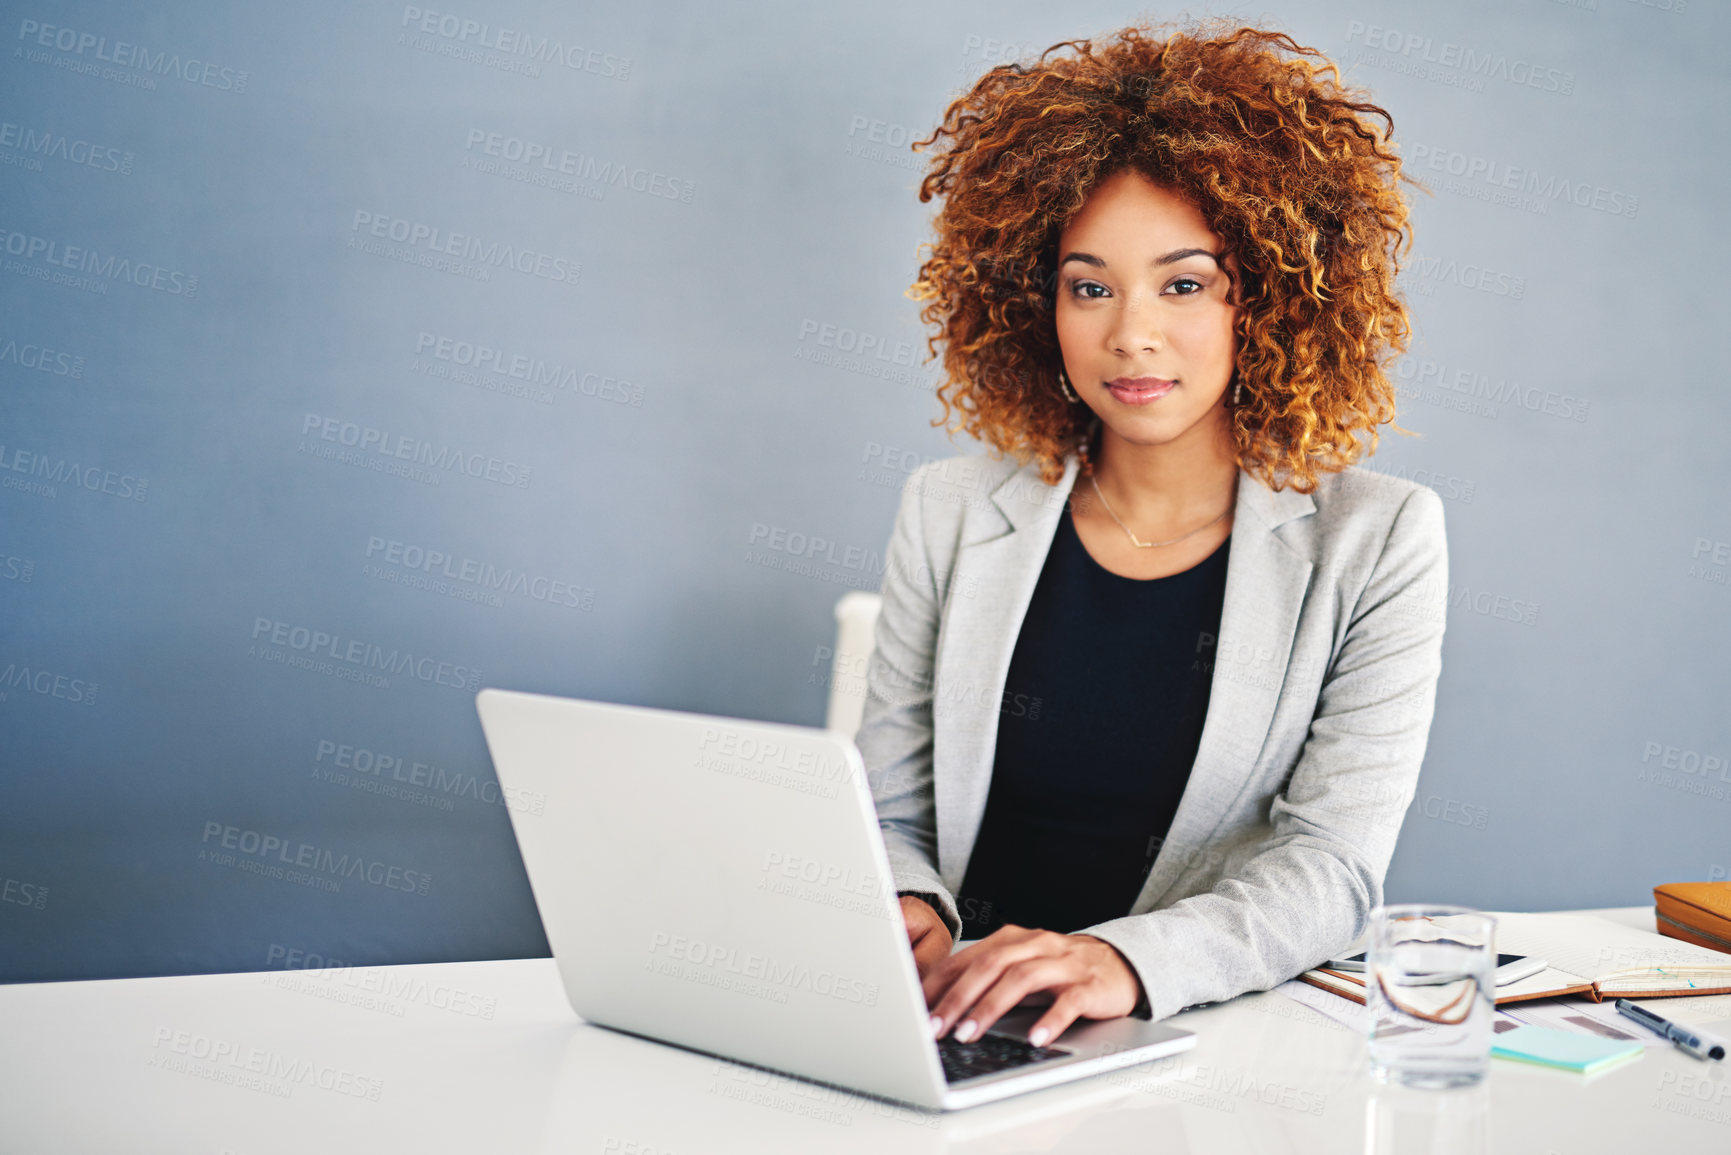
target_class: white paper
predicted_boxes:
[1489,912,1731,989]
[1496,997,1649,1046]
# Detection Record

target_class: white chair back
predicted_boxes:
[823,591,882,738]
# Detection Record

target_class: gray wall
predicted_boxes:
[2,0,1724,982]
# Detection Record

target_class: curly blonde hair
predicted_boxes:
[908,18,1421,491]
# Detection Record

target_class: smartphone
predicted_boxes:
[1324,952,1547,987]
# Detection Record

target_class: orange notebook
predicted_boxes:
[1299,911,1731,1008]
[1654,882,1731,955]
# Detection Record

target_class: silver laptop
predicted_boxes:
[475,688,1195,1111]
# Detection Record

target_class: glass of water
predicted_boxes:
[1365,904,1496,1089]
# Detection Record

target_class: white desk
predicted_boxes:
[2,907,1727,1154]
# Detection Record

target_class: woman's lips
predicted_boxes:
[1106,377,1175,405]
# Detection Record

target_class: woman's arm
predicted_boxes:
[855,464,964,941]
[1075,485,1450,1020]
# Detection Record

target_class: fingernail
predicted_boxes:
[1029,1026,1049,1047]
[929,1014,944,1038]
[956,1019,977,1043]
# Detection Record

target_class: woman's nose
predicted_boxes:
[1107,290,1164,355]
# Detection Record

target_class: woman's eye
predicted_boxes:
[1066,277,1204,299]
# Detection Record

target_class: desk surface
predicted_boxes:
[2,907,1728,1154]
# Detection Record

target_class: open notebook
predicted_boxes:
[1300,912,1731,1007]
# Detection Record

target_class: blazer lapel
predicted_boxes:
[1130,472,1315,911]
[932,454,1078,893]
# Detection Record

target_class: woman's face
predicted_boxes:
[1053,168,1239,455]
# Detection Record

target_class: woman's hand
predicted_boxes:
[898,895,954,979]
[923,924,1145,1048]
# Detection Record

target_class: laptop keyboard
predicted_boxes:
[937,1031,1073,1083]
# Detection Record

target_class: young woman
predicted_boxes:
[855,21,1449,1050]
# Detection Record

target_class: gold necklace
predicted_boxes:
[1088,475,1231,549]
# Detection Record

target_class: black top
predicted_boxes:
[956,507,1229,940]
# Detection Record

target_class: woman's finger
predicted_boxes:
[943,954,1076,1043]
[921,925,1025,1011]
[928,931,1065,1037]
[1025,986,1090,1047]
[899,897,952,980]
[911,927,951,979]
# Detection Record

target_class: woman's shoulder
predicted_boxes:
[1294,463,1449,571]
[1311,463,1443,516]
[902,450,1033,498]
[898,451,1062,525]
[882,452,1066,587]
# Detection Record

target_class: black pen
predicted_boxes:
[1614,999,1727,1061]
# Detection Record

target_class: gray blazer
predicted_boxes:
[856,451,1448,1021]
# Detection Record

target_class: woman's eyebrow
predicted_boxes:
[1058,247,1223,269]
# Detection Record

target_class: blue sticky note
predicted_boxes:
[1491,1025,1643,1074]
